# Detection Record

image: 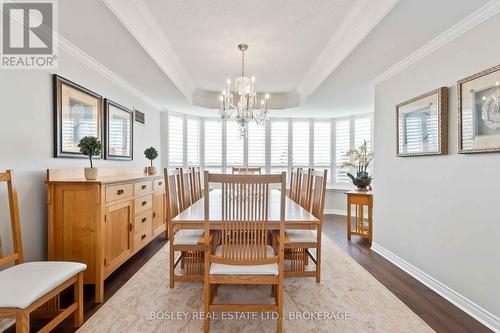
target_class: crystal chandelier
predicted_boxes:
[219,43,269,138]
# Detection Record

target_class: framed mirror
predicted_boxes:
[396,87,448,157]
[104,99,133,160]
[53,75,103,158]
[458,64,500,153]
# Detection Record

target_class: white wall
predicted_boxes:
[373,12,500,324]
[0,50,162,262]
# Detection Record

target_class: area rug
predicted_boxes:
[77,236,433,333]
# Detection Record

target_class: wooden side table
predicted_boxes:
[345,191,373,245]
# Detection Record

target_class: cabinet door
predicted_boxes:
[152,192,166,236]
[105,200,133,275]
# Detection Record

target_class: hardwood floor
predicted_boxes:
[7,215,491,332]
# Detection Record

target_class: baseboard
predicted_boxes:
[372,242,500,332]
[324,209,347,216]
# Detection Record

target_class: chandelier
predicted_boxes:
[219,43,269,137]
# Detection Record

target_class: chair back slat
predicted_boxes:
[232,167,262,175]
[188,167,202,202]
[176,168,192,211]
[298,168,313,210]
[204,172,285,264]
[289,168,302,202]
[164,169,180,220]
[0,170,24,266]
[310,169,328,220]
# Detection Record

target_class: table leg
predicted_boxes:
[347,202,351,240]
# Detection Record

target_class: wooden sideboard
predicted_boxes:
[46,168,167,303]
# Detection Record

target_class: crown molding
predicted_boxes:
[102,0,195,103]
[371,0,500,87]
[58,36,162,110]
[297,0,399,102]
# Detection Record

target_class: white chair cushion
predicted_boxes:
[210,245,278,275]
[0,261,86,308]
[286,230,317,243]
[173,229,204,245]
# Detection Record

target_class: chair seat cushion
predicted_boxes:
[286,230,317,243]
[173,229,204,245]
[210,245,278,275]
[0,261,86,308]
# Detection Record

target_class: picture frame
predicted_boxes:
[104,99,133,160]
[53,75,103,158]
[396,87,448,157]
[458,64,500,154]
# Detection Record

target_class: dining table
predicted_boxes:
[172,189,319,230]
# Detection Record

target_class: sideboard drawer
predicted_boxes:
[134,229,152,251]
[135,194,153,214]
[134,211,153,234]
[134,180,153,196]
[153,178,165,193]
[106,183,134,203]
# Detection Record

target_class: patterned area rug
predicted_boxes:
[77,236,433,333]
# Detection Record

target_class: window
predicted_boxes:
[165,112,372,188]
[248,122,266,166]
[204,119,222,171]
[270,121,288,168]
[187,118,199,165]
[335,119,350,183]
[168,114,183,166]
[292,120,309,166]
[314,121,331,180]
[225,121,244,167]
[355,116,372,149]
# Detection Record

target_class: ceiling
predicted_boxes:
[144,0,355,93]
[59,0,496,117]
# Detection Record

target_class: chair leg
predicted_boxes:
[74,272,84,327]
[15,310,29,333]
[169,245,175,289]
[204,254,210,333]
[181,252,185,269]
[277,280,283,333]
[316,230,322,283]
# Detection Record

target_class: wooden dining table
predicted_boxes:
[172,189,319,230]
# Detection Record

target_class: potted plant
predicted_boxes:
[78,136,102,180]
[341,140,374,191]
[144,146,158,175]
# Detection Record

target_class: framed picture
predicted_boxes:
[458,64,500,153]
[104,99,133,160]
[396,87,448,156]
[53,75,103,158]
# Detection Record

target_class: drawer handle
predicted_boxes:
[153,212,156,218]
[141,185,147,190]
[141,234,146,240]
[142,201,147,206]
[117,189,124,195]
[142,217,147,223]
[158,181,163,186]
[129,223,134,232]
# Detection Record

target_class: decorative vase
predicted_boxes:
[348,172,372,192]
[84,167,98,180]
[146,166,156,175]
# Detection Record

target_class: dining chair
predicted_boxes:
[288,167,302,202]
[176,167,192,211]
[203,172,286,333]
[231,167,262,174]
[165,168,205,288]
[188,166,202,202]
[0,170,87,333]
[279,169,327,282]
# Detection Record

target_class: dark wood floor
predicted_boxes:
[8,215,491,333]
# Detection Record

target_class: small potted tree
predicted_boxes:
[78,136,102,180]
[144,146,158,175]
